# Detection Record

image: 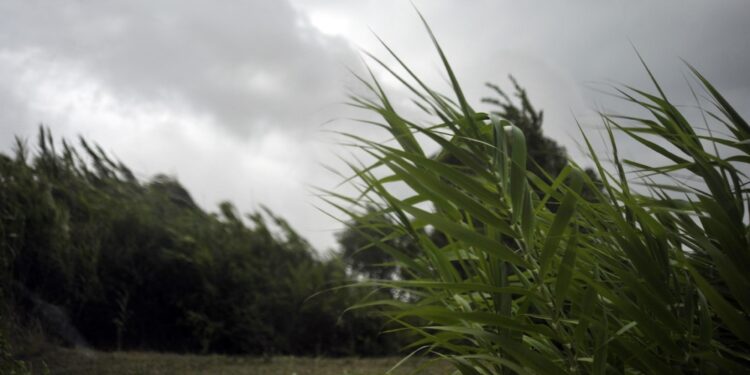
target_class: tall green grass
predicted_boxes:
[325,17,750,374]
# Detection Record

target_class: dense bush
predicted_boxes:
[0,129,400,356]
[329,20,750,374]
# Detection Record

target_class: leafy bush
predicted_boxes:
[328,18,750,374]
[0,129,400,356]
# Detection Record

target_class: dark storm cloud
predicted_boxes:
[2,0,748,251]
[0,0,359,138]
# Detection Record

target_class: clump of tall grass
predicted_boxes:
[325,16,750,374]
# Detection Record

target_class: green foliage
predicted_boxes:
[338,78,576,282]
[0,128,399,356]
[337,207,419,281]
[0,320,31,375]
[328,19,750,374]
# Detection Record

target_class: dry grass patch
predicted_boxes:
[29,347,453,375]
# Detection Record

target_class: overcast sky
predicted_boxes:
[1,1,748,252]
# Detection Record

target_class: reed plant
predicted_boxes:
[325,16,750,374]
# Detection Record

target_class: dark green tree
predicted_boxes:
[338,79,574,278]
[0,128,402,356]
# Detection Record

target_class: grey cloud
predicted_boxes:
[0,0,368,251]
[2,0,748,251]
[326,0,749,161]
[0,83,31,145]
[0,0,361,138]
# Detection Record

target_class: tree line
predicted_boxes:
[0,128,401,356]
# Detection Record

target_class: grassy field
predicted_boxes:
[26,348,453,374]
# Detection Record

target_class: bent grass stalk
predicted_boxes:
[323,15,750,375]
